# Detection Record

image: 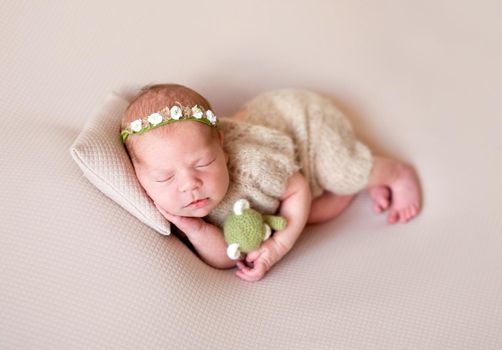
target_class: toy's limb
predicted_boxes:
[263,215,287,231]
[263,223,272,240]
[233,199,251,215]
[227,243,242,260]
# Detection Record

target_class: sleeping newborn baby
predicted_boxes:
[120,83,421,282]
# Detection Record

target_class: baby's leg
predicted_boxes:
[307,192,355,224]
[366,156,422,224]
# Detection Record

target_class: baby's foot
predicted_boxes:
[369,186,391,213]
[386,164,421,224]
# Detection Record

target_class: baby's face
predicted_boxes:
[132,122,229,217]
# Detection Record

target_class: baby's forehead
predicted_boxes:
[147,121,215,144]
[132,123,219,165]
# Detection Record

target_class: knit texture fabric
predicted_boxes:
[205,120,300,228]
[223,208,268,253]
[243,88,373,198]
[206,89,373,228]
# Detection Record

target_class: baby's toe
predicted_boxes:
[374,203,383,213]
[402,205,420,222]
[387,210,399,224]
[410,205,417,219]
[411,203,420,216]
[369,186,391,212]
[374,200,388,213]
[379,197,390,210]
[406,207,414,222]
[399,209,408,223]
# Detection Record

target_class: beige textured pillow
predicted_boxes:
[70,91,171,235]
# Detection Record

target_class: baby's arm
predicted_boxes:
[236,171,312,282]
[155,205,236,269]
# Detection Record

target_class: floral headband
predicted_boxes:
[120,103,218,143]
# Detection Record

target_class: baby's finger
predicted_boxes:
[236,268,261,282]
[235,268,254,281]
[236,270,251,282]
[236,261,247,270]
[246,250,261,263]
[166,214,181,226]
[236,263,253,274]
[236,267,265,282]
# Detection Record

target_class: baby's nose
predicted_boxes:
[178,173,202,192]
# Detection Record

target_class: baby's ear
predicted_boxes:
[217,129,224,145]
[216,129,228,163]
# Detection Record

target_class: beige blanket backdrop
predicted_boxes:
[1,1,501,349]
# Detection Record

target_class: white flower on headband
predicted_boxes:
[130,119,143,132]
[191,106,203,119]
[206,110,217,125]
[170,106,182,120]
[147,112,163,126]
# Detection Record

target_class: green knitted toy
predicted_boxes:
[223,198,287,260]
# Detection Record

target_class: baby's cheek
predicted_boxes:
[211,174,229,201]
[148,185,171,207]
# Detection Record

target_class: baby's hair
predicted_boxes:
[122,83,212,129]
[122,83,214,163]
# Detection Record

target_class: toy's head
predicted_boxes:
[223,199,287,260]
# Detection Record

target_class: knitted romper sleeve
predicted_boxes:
[242,89,373,198]
[205,119,300,229]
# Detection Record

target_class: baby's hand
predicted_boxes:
[155,203,206,235]
[235,238,285,282]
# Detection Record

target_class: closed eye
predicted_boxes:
[196,158,216,168]
[154,175,174,183]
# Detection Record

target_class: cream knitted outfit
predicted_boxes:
[206,89,373,228]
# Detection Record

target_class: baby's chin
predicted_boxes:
[179,209,211,218]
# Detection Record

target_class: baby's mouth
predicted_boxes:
[185,198,210,209]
